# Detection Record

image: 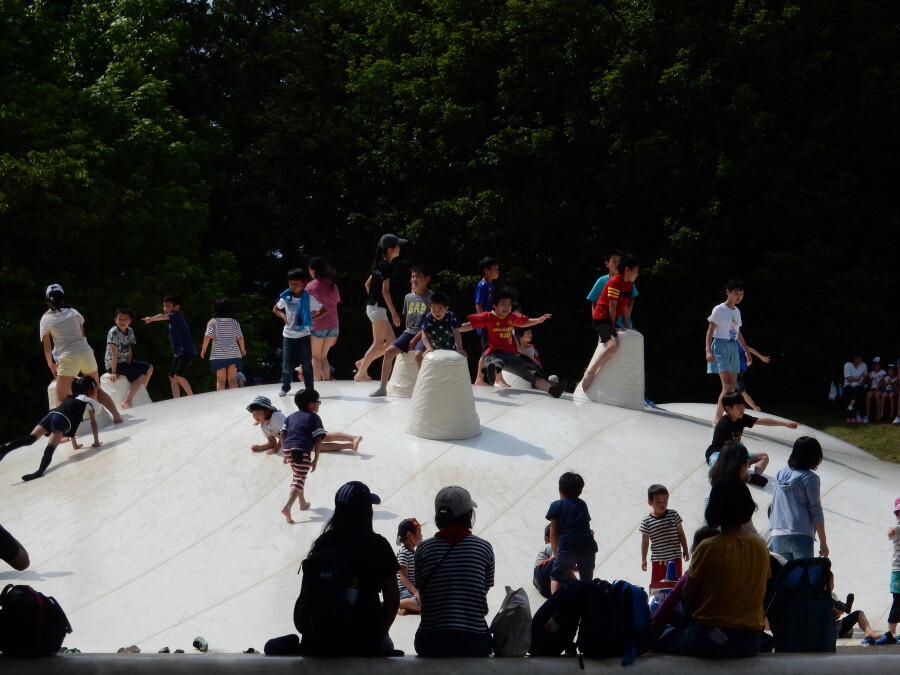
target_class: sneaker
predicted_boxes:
[844,593,854,614]
[548,375,560,384]
[549,378,568,399]
[861,416,869,423]
[277,389,289,398]
[874,632,896,645]
[894,417,900,425]
[861,636,876,646]
[847,404,855,412]
[747,473,768,487]
[846,417,857,423]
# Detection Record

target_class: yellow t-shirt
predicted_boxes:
[688,533,770,630]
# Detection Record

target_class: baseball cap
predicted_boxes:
[396,517,425,544]
[46,283,64,298]
[335,481,381,510]
[378,233,408,249]
[435,486,477,517]
[873,356,881,363]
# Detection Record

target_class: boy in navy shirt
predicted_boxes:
[279,389,325,522]
[143,294,195,398]
[546,472,598,593]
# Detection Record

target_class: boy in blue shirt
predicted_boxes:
[273,268,325,397]
[143,294,195,398]
[473,257,507,387]
[279,389,325,522]
[546,472,598,594]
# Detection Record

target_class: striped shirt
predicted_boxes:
[639,509,683,562]
[415,534,494,634]
[204,318,243,359]
[397,546,416,592]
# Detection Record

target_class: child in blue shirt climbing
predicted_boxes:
[546,471,598,594]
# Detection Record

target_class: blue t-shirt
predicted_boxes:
[167,310,196,356]
[474,280,494,335]
[282,410,326,460]
[586,274,639,328]
[546,497,597,553]
[421,310,462,350]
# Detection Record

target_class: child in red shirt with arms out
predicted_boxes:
[462,288,567,398]
[581,255,640,392]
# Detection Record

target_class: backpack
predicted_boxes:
[293,546,357,639]
[577,579,651,665]
[490,586,532,656]
[766,557,835,653]
[529,579,589,656]
[0,584,72,657]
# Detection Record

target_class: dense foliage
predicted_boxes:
[2,0,898,436]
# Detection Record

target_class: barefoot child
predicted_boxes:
[0,375,102,481]
[279,390,324,522]
[105,307,154,409]
[142,293,196,398]
[248,394,361,455]
[473,257,507,387]
[396,518,424,615]
[356,234,405,381]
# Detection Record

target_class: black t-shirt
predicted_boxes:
[366,260,392,308]
[705,414,757,461]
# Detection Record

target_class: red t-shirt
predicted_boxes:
[467,311,529,353]
[592,274,633,321]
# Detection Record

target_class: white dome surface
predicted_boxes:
[1,382,896,654]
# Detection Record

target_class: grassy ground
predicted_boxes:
[776,403,900,464]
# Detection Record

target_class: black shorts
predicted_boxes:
[483,350,541,383]
[170,354,194,378]
[37,411,72,436]
[111,360,152,382]
[592,319,617,344]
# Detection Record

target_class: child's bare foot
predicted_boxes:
[474,378,490,386]
[299,500,311,511]
[281,507,295,524]
[121,401,132,409]
[495,374,511,388]
[352,436,363,451]
[398,608,408,616]
[113,416,124,424]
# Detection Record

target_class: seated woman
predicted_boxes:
[414,486,494,657]
[657,480,769,658]
[296,481,399,656]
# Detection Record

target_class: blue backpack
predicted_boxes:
[766,557,835,653]
[577,580,651,665]
[609,580,652,665]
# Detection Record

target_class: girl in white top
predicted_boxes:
[39,285,122,423]
[704,279,765,423]
[200,297,246,391]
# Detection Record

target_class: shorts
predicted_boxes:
[109,360,151,382]
[210,357,243,373]
[835,611,862,638]
[37,411,72,436]
[707,338,739,374]
[392,331,427,354]
[57,350,98,377]
[366,304,388,322]
[891,570,900,594]
[483,350,541,383]
[287,449,313,491]
[736,371,747,393]
[311,327,339,339]
[169,354,194,378]
[707,449,756,467]
[592,318,617,344]
[550,547,596,583]
[399,587,419,603]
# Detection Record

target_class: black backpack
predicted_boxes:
[529,579,589,656]
[577,579,651,665]
[766,557,835,653]
[293,546,358,640]
[0,584,72,657]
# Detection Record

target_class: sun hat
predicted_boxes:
[246,395,278,413]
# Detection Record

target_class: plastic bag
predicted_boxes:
[490,586,532,656]
[828,382,837,401]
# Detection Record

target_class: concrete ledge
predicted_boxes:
[2,653,898,674]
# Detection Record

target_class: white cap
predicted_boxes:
[46,284,64,298]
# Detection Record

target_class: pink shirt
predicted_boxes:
[306,279,340,331]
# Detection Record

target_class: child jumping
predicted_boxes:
[462,287,566,398]
[143,293,196,398]
[0,375,102,481]
[105,306,154,408]
[396,518,424,615]
[356,234,405,381]
[640,484,689,586]
[370,265,433,397]
[581,255,640,392]
[705,391,798,486]
[546,472,598,593]
[200,297,246,390]
[274,269,324,396]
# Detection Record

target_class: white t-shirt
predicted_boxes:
[39,308,92,358]
[869,369,885,390]
[260,410,286,456]
[707,303,742,341]
[843,361,867,387]
[276,294,322,339]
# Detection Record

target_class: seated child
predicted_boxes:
[865,357,886,423]
[419,292,465,354]
[640,484,689,586]
[878,363,897,422]
[828,581,882,643]
[370,265,432,396]
[516,326,559,385]
[462,287,566,398]
[546,472,598,594]
[705,391,798,487]
[105,307,154,408]
[532,524,575,599]
[396,518,424,615]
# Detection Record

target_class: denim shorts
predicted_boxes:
[707,338,740,374]
[37,411,73,435]
[310,327,339,339]
[210,357,243,373]
[708,449,755,467]
[366,304,388,322]
[392,331,427,353]
[399,586,419,602]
